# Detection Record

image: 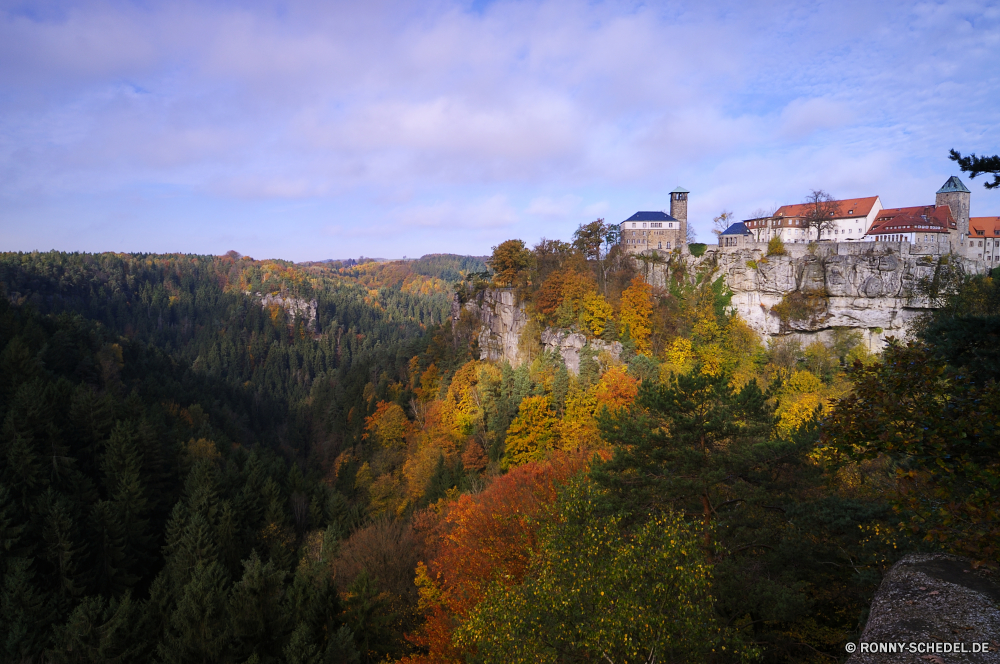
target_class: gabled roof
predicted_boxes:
[774,196,880,220]
[867,205,955,235]
[937,176,970,194]
[670,186,690,194]
[721,222,751,236]
[622,211,677,223]
[970,216,1000,236]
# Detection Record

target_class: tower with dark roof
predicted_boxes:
[618,186,690,256]
[670,187,689,228]
[935,176,971,242]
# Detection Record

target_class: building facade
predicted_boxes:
[865,205,956,250]
[718,222,753,249]
[968,216,1000,264]
[740,197,882,244]
[619,186,689,256]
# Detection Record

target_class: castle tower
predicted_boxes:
[669,186,689,241]
[936,176,971,241]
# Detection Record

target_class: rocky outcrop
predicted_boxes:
[657,242,985,349]
[248,292,319,331]
[540,328,622,374]
[847,553,1000,663]
[454,288,621,373]
[455,288,530,366]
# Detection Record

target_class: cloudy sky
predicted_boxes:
[2,0,998,261]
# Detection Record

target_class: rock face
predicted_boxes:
[656,243,986,349]
[454,288,621,373]
[248,292,319,332]
[540,328,623,374]
[847,553,1000,663]
[455,288,530,366]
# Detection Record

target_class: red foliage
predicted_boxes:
[401,451,591,663]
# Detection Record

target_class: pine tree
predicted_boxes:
[1,557,56,661]
[157,561,231,664]
[227,551,289,661]
[87,500,133,596]
[39,488,88,610]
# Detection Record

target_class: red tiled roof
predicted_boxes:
[774,196,879,220]
[970,216,1000,237]
[867,205,954,235]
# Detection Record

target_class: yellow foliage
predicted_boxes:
[503,395,558,468]
[784,370,823,395]
[776,392,824,437]
[660,337,695,378]
[697,343,723,377]
[363,401,409,448]
[582,292,614,337]
[441,360,495,437]
[619,276,653,355]
[557,387,601,450]
[184,437,221,462]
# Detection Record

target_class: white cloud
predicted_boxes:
[1,0,998,259]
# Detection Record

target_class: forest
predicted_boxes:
[1,234,997,664]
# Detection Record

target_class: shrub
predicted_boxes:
[771,289,827,326]
[767,236,787,256]
[688,243,707,257]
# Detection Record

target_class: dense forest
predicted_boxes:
[1,235,997,664]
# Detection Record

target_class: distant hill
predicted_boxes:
[310,253,489,282]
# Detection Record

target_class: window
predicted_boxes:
[643,223,647,228]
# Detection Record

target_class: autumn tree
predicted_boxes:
[712,210,735,238]
[402,453,590,664]
[455,476,735,664]
[502,396,558,467]
[487,240,534,288]
[364,401,410,448]
[618,276,654,355]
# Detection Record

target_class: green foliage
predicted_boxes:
[767,237,787,256]
[594,369,896,661]
[771,289,827,328]
[950,148,1000,189]
[456,476,739,663]
[823,341,1000,562]
[688,242,708,257]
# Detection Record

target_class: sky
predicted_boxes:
[1,0,999,262]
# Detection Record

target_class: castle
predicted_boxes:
[618,187,689,256]
[718,176,1000,265]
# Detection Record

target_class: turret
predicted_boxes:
[669,187,689,249]
[936,176,971,242]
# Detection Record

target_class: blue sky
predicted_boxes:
[2,0,999,261]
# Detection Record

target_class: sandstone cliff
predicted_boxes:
[652,243,986,349]
[453,288,621,372]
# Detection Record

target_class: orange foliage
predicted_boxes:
[534,267,597,318]
[402,452,591,664]
[594,365,639,413]
[619,275,654,354]
[363,400,410,448]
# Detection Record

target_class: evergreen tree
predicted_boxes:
[158,561,231,664]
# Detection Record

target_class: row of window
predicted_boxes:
[625,222,676,229]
